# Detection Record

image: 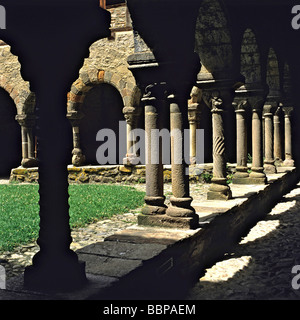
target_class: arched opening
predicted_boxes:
[79,83,125,165]
[195,0,233,78]
[0,88,21,176]
[266,48,281,98]
[239,28,263,162]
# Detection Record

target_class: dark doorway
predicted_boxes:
[0,88,21,177]
[80,83,125,165]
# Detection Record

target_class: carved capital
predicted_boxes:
[282,106,293,117]
[66,111,85,127]
[263,104,276,116]
[15,114,37,127]
[202,88,234,112]
[233,99,249,112]
[141,82,167,104]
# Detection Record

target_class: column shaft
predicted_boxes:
[283,107,294,167]
[165,94,199,228]
[263,105,276,173]
[249,107,267,183]
[207,94,232,200]
[233,101,249,183]
[273,107,282,164]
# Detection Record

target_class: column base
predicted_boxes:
[207,178,232,200]
[138,213,199,229]
[71,148,86,167]
[21,158,39,168]
[232,167,249,184]
[166,196,195,217]
[24,257,87,292]
[248,168,267,184]
[264,161,277,174]
[142,196,167,215]
[123,154,140,166]
[283,159,295,167]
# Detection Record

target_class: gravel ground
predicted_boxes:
[186,182,300,300]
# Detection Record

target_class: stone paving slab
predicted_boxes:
[77,241,167,261]
[105,226,197,245]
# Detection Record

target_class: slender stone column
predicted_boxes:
[282,107,294,167]
[205,91,232,200]
[273,106,283,165]
[165,92,199,228]
[263,104,276,173]
[140,83,166,216]
[21,126,29,160]
[123,106,140,166]
[67,111,85,166]
[16,114,38,168]
[188,103,200,165]
[248,103,267,184]
[232,100,249,183]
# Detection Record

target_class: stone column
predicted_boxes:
[205,91,232,200]
[67,111,85,167]
[165,92,199,228]
[139,83,167,218]
[188,102,200,165]
[232,100,249,183]
[16,114,38,168]
[273,106,283,165]
[263,104,277,174]
[282,107,294,167]
[248,103,267,184]
[123,106,140,166]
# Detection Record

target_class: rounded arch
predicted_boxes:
[266,47,281,97]
[78,82,126,165]
[67,68,136,114]
[240,28,263,86]
[195,0,234,78]
[0,87,22,176]
[0,42,34,116]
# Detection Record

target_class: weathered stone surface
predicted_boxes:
[77,241,167,261]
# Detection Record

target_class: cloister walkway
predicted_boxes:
[187,182,300,300]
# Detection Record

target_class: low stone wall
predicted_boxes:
[10,164,227,185]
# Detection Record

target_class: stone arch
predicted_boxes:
[0,43,37,169]
[266,47,281,98]
[0,43,35,117]
[78,82,125,165]
[68,68,136,114]
[195,0,234,78]
[0,87,22,176]
[240,28,263,86]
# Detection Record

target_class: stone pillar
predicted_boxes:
[123,106,141,166]
[188,102,200,165]
[16,114,38,168]
[273,106,283,165]
[248,103,267,184]
[282,107,294,167]
[263,105,277,174]
[205,91,232,200]
[232,100,249,183]
[165,92,199,228]
[67,111,85,167]
[139,83,167,218]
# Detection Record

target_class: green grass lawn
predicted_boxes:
[0,184,145,252]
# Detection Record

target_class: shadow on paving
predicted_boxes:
[186,184,300,300]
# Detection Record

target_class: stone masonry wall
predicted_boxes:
[0,43,34,114]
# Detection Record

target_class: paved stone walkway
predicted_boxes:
[186,182,300,300]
